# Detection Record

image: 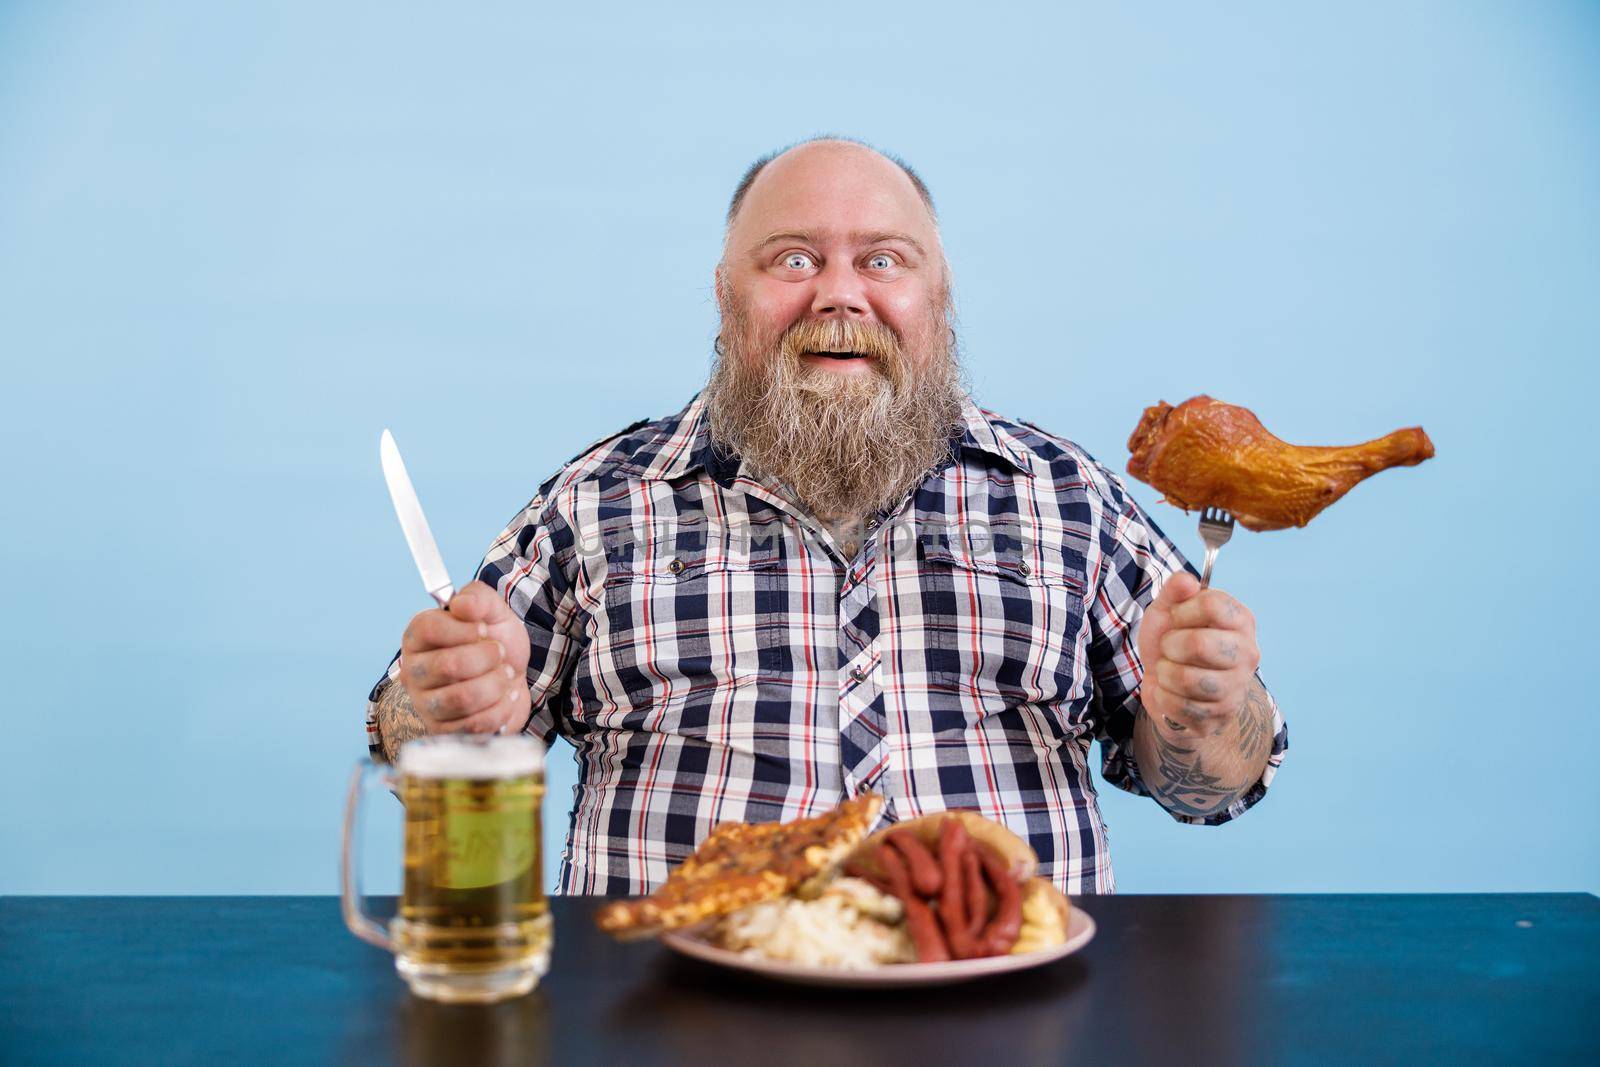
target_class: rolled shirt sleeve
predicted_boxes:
[1085,481,1288,826]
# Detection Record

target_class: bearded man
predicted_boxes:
[366,136,1287,895]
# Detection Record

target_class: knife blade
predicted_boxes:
[380,429,456,608]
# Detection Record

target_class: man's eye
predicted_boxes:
[868,254,895,270]
[783,252,815,270]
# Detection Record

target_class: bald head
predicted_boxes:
[725,136,937,232]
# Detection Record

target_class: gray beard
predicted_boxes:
[703,312,966,521]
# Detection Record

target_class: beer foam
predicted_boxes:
[398,734,545,779]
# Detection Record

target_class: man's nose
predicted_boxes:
[810,260,870,318]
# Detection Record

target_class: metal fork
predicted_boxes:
[1197,507,1236,588]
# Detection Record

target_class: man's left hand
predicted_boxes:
[1136,571,1261,737]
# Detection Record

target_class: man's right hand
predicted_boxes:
[398,580,532,735]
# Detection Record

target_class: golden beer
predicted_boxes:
[342,734,551,1004]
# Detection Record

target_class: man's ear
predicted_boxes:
[712,264,727,311]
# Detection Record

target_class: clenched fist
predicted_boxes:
[1136,571,1261,737]
[398,581,532,735]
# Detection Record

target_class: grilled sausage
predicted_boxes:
[963,846,990,937]
[885,830,943,897]
[877,845,950,963]
[975,842,1023,954]
[936,818,982,958]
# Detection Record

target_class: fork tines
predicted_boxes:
[1198,508,1235,542]
[1196,507,1235,588]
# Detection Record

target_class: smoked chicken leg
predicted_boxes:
[1126,396,1434,532]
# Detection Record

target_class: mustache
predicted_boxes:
[778,318,903,368]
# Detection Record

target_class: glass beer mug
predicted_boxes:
[342,734,552,1003]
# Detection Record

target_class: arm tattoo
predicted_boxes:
[1236,678,1273,762]
[1137,678,1276,819]
[1141,708,1238,818]
[376,681,429,764]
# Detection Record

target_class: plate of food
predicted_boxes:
[595,794,1095,988]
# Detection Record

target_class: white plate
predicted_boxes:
[658,906,1095,989]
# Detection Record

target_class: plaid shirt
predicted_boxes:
[367,393,1287,894]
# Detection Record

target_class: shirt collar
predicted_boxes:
[955,399,1035,476]
[630,393,732,483]
[633,392,1034,483]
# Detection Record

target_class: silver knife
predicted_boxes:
[380,429,456,608]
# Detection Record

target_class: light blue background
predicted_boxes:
[3,2,1596,896]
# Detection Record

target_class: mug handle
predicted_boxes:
[341,761,398,951]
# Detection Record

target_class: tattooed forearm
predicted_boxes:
[1236,679,1273,762]
[1133,677,1276,819]
[1138,709,1240,817]
[376,681,429,764]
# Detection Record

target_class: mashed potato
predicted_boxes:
[709,877,916,969]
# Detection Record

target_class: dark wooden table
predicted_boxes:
[2,894,1596,1066]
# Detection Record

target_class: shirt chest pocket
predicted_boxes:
[916,541,1090,715]
[584,526,793,727]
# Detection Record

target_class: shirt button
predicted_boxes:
[667,557,685,575]
[849,666,867,684]
[1017,560,1031,576]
